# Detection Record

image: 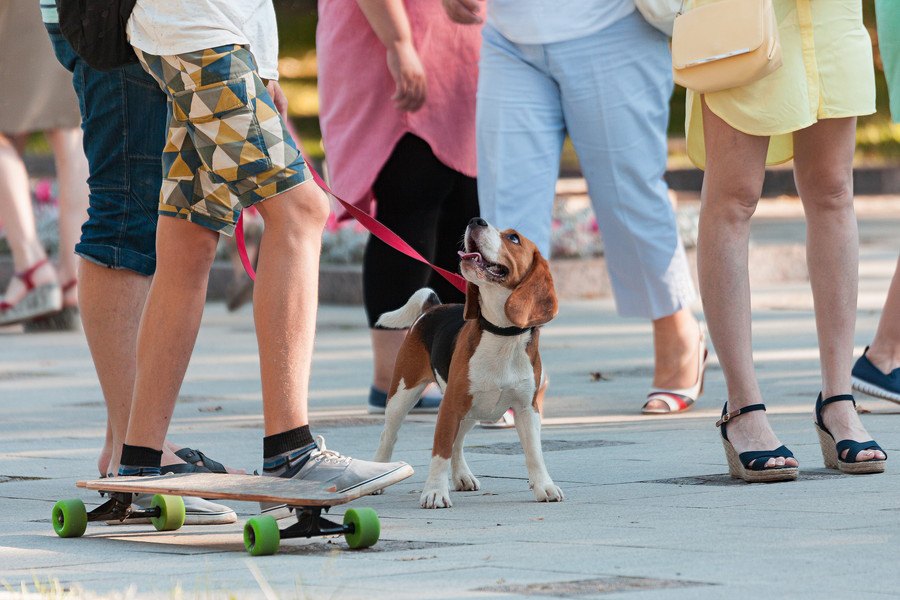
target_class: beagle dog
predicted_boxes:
[373,218,562,508]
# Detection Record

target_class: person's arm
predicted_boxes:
[355,0,426,112]
[441,0,484,25]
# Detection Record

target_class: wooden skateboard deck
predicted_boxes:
[77,473,363,507]
[58,471,403,554]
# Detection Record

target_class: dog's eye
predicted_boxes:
[506,233,520,245]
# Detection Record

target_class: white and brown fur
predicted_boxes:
[374,219,562,508]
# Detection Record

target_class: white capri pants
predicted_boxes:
[476,11,696,319]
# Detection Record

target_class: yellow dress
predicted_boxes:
[685,0,876,169]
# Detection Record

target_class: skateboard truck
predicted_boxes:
[281,507,353,540]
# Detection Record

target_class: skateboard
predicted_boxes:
[51,472,397,556]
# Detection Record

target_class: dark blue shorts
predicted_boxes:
[47,25,167,276]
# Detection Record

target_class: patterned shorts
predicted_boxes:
[135,45,310,235]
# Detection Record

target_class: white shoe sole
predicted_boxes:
[851,376,900,404]
[261,463,414,521]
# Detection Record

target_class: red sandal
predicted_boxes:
[0,259,62,327]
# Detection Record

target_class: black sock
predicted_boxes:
[118,444,162,477]
[263,426,316,473]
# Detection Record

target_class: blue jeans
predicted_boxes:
[46,25,167,276]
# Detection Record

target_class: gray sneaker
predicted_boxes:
[105,493,237,526]
[260,436,413,520]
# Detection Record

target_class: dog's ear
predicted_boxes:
[504,252,558,328]
[463,282,481,320]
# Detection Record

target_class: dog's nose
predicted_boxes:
[470,218,488,228]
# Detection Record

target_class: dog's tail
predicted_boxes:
[375,288,441,330]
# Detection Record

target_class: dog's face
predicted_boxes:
[458,219,558,328]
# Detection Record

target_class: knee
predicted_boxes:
[157,224,219,277]
[702,179,762,223]
[799,173,854,215]
[260,182,331,236]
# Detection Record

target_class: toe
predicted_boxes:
[642,399,669,413]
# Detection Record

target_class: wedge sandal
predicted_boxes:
[716,403,798,483]
[0,259,61,326]
[814,393,886,475]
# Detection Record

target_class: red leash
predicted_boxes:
[235,153,467,294]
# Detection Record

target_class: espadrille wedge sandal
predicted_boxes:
[716,403,798,483]
[814,393,886,475]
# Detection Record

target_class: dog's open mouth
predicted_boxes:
[458,250,509,279]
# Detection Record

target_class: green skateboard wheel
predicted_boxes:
[343,507,380,549]
[52,498,88,538]
[150,494,185,531]
[244,515,280,556]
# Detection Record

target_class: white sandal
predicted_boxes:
[643,331,707,414]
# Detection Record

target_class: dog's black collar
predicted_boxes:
[478,315,533,337]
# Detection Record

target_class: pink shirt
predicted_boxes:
[316,0,481,215]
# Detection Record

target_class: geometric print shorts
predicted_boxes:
[134,45,311,235]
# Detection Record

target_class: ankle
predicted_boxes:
[865,344,900,374]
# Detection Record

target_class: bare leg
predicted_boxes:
[697,100,797,469]
[0,134,56,301]
[866,255,900,373]
[252,181,330,435]
[46,129,90,305]
[124,217,219,450]
[80,260,150,472]
[371,329,408,391]
[793,117,884,462]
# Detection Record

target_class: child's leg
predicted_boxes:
[123,217,219,455]
[253,181,329,434]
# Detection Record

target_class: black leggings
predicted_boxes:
[364,134,479,327]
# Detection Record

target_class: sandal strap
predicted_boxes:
[61,279,77,293]
[815,392,856,431]
[739,445,795,471]
[835,439,886,463]
[174,447,227,473]
[819,393,856,409]
[715,403,766,428]
[15,258,50,292]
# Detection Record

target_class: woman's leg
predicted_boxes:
[549,13,701,407]
[426,173,479,305]
[866,255,900,373]
[792,117,884,462]
[364,134,456,392]
[0,134,57,303]
[46,127,90,305]
[698,100,797,468]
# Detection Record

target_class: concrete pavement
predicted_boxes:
[1,199,899,599]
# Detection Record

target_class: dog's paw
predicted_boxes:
[453,471,480,492]
[532,481,564,503]
[370,488,385,496]
[420,488,453,509]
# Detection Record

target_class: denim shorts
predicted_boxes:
[135,45,311,235]
[47,25,167,276]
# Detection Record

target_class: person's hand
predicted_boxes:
[442,0,484,25]
[386,41,427,112]
[266,80,289,120]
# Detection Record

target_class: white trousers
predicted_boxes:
[476,11,696,319]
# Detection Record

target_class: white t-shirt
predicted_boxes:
[487,0,635,45]
[127,0,280,81]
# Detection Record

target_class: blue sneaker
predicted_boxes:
[852,347,900,403]
[367,386,441,414]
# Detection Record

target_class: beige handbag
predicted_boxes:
[671,0,782,94]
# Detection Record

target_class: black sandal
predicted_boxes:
[716,403,798,483]
[814,393,886,474]
[174,448,228,474]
